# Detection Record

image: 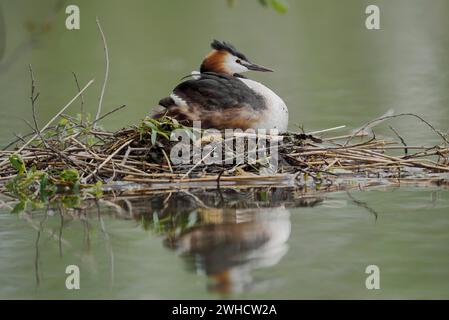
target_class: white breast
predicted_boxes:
[238,78,289,132]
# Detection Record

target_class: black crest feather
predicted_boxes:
[210,40,248,61]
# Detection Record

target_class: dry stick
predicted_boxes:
[29,65,41,136]
[344,113,449,146]
[291,137,382,154]
[4,133,27,149]
[22,119,46,147]
[94,17,109,128]
[404,147,449,159]
[99,167,178,178]
[161,148,173,173]
[68,136,102,163]
[332,149,406,166]
[346,191,379,220]
[22,117,90,174]
[89,130,114,137]
[83,139,133,182]
[28,66,64,157]
[323,132,368,142]
[307,125,346,136]
[349,148,403,163]
[181,145,218,179]
[72,72,85,124]
[0,79,94,168]
[323,159,339,171]
[74,151,166,170]
[120,147,133,166]
[180,190,210,209]
[389,126,408,155]
[92,104,126,126]
[327,150,449,171]
[363,146,432,150]
[344,143,446,165]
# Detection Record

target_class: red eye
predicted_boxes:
[236,59,241,64]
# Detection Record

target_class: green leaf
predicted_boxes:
[58,117,68,126]
[39,174,49,202]
[59,169,79,183]
[87,181,103,198]
[270,0,288,13]
[9,154,26,175]
[86,135,95,146]
[151,130,157,145]
[61,195,81,208]
[11,201,26,214]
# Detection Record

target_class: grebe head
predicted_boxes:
[200,40,273,76]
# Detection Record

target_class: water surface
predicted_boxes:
[0,0,449,299]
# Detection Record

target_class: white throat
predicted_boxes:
[224,54,248,74]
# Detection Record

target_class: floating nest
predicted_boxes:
[1,110,448,209]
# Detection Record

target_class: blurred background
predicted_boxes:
[1,0,448,146]
[1,0,449,300]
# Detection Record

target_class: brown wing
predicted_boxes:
[154,73,265,130]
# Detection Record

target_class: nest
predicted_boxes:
[1,110,449,204]
[0,66,448,212]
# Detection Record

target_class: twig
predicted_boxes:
[161,148,173,173]
[28,65,51,150]
[345,113,449,146]
[92,104,126,125]
[72,72,85,124]
[12,133,27,145]
[84,139,133,182]
[94,17,109,128]
[0,79,94,167]
[28,65,48,148]
[346,191,378,221]
[307,125,346,136]
[389,126,408,156]
[181,145,217,179]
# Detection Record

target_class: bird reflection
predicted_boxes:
[122,188,322,295]
[171,206,291,294]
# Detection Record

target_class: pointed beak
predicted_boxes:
[245,61,274,72]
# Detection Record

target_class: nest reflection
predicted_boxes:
[119,188,323,294]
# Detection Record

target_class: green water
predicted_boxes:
[1,0,449,299]
[1,187,449,299]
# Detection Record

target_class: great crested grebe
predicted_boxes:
[153,40,289,132]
